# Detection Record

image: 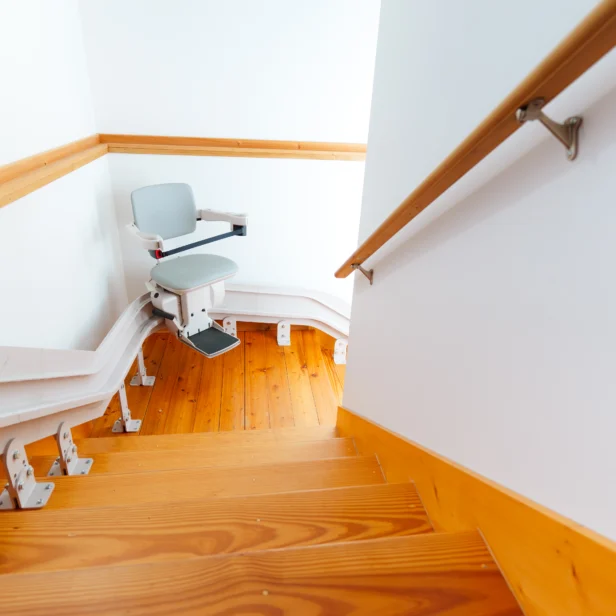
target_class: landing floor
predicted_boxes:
[89,327,344,437]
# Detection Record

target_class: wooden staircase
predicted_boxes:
[0,426,522,615]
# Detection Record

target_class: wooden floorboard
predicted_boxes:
[40,456,385,509]
[0,531,522,615]
[0,483,430,575]
[303,330,338,425]
[30,438,357,476]
[77,426,338,454]
[89,328,340,438]
[245,331,270,430]
[139,334,183,435]
[219,331,245,431]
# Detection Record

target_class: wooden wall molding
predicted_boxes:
[0,134,366,209]
[337,406,616,616]
[0,136,107,209]
[99,134,366,161]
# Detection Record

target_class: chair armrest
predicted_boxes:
[126,223,164,251]
[197,209,248,228]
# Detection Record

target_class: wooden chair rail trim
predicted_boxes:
[335,0,616,278]
[99,133,367,154]
[0,134,366,209]
[337,406,616,616]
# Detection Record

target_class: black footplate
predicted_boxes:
[181,326,240,358]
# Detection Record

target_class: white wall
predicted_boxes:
[79,0,380,143]
[0,1,127,350]
[344,0,616,540]
[78,0,379,304]
[109,154,363,303]
[0,1,96,164]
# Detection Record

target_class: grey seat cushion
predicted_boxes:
[151,254,238,291]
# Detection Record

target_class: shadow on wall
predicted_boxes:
[372,82,616,285]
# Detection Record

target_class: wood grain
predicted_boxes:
[29,438,356,476]
[0,531,522,615]
[0,483,430,574]
[336,0,616,277]
[337,407,616,616]
[283,330,320,427]
[245,332,270,429]
[192,350,224,432]
[78,426,338,454]
[139,335,184,435]
[0,143,108,209]
[100,134,366,161]
[88,327,341,437]
[219,331,245,431]
[303,330,338,424]
[0,135,100,184]
[263,330,294,428]
[41,455,384,509]
[163,343,203,433]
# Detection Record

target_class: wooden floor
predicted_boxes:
[89,327,344,437]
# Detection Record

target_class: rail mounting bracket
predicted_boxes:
[351,264,374,285]
[516,98,582,161]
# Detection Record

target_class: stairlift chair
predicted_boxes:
[127,183,247,358]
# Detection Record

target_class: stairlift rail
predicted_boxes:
[335,0,616,280]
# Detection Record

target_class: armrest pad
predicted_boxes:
[197,209,248,227]
[126,223,164,251]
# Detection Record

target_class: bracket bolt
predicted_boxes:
[36,499,43,505]
[45,484,52,490]
[63,432,69,439]
[17,481,24,491]
[12,450,20,460]
[26,466,33,477]
[72,445,77,453]
[66,457,72,464]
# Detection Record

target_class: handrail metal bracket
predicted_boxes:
[351,263,374,285]
[516,98,582,161]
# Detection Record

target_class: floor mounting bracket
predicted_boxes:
[47,422,94,477]
[516,98,582,161]
[222,316,237,337]
[130,347,156,386]
[351,263,374,285]
[334,339,348,365]
[277,320,291,346]
[0,438,54,510]
[113,382,142,433]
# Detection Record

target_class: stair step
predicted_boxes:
[0,531,522,615]
[77,425,338,454]
[0,483,431,575]
[40,455,384,509]
[30,437,356,476]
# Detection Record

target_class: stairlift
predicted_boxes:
[127,183,247,358]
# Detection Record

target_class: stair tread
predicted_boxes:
[38,455,385,509]
[78,426,338,454]
[0,483,431,575]
[0,530,523,615]
[31,437,356,476]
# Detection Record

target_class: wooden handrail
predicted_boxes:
[335,0,616,279]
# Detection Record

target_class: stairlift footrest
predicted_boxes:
[182,325,240,358]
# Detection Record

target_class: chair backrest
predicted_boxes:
[131,183,197,240]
